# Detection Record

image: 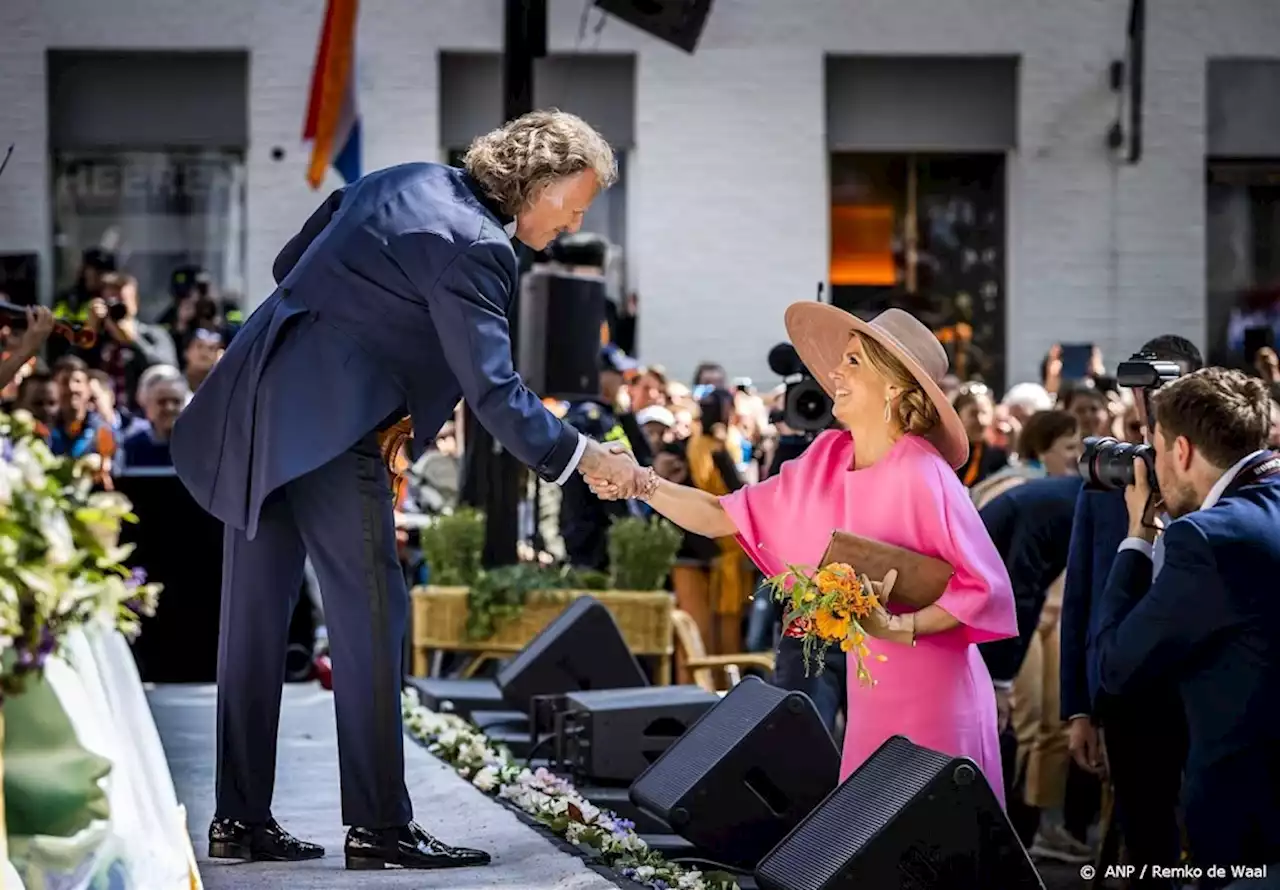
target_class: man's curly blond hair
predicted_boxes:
[463,109,617,216]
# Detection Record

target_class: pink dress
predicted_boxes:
[720,430,1017,803]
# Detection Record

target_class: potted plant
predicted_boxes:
[607,515,684,593]
[409,513,684,683]
[419,507,485,588]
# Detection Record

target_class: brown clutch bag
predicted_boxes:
[818,530,955,610]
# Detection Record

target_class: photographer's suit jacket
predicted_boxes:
[170,163,582,539]
[1059,486,1130,719]
[1094,466,1280,869]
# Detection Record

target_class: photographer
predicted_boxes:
[1060,334,1202,883]
[158,265,222,361]
[1095,367,1280,884]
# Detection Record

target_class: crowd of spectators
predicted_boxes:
[0,248,239,477]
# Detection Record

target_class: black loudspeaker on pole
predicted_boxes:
[461,0,547,568]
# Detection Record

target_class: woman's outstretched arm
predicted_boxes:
[646,476,738,539]
[588,468,738,539]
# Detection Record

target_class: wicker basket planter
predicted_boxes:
[411,585,674,684]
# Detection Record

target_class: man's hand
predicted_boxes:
[578,439,645,498]
[1254,346,1280,383]
[17,306,54,356]
[1068,716,1107,776]
[86,297,108,332]
[1125,456,1161,541]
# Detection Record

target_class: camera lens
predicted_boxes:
[796,388,826,421]
[1078,436,1155,491]
[784,378,833,432]
[106,299,129,322]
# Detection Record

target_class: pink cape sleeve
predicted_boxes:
[921,460,1018,646]
[718,430,845,579]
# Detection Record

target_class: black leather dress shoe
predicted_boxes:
[344,821,491,870]
[208,817,325,862]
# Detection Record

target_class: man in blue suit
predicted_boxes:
[1096,367,1280,885]
[1060,335,1201,884]
[170,111,640,870]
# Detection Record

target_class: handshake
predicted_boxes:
[577,439,658,501]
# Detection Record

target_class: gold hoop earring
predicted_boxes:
[883,395,893,424]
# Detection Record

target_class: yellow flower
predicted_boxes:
[812,608,851,641]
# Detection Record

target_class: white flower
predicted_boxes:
[575,800,601,824]
[472,766,499,792]
[399,694,741,890]
[39,509,76,566]
[10,441,47,489]
[0,463,17,507]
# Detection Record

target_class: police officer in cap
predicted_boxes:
[559,345,647,571]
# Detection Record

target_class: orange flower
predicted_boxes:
[815,563,859,595]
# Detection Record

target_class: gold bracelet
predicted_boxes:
[636,466,660,502]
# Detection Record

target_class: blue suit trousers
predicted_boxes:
[215,432,412,829]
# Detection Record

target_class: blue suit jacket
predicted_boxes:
[170,163,580,538]
[1094,476,1280,867]
[978,475,1082,683]
[1058,486,1130,719]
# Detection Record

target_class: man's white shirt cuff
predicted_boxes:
[553,433,588,486]
[1118,537,1155,560]
[992,680,1014,692]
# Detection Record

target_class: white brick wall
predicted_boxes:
[2,0,1280,388]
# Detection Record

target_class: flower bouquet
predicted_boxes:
[763,562,898,683]
[0,409,162,703]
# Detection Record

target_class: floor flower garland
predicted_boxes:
[401,691,741,890]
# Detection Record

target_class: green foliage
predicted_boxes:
[607,515,683,591]
[0,409,162,703]
[420,508,485,587]
[464,562,605,641]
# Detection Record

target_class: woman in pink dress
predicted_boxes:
[588,304,1017,802]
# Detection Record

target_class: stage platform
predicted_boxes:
[149,683,620,890]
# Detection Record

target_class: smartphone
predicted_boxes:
[1244,326,1275,367]
[1059,343,1094,381]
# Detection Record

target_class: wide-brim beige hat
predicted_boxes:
[784,303,970,470]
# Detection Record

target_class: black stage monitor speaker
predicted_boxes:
[560,685,719,784]
[629,676,839,871]
[594,0,714,54]
[517,269,606,401]
[496,596,648,717]
[755,735,1044,890]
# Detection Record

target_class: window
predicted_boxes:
[51,150,247,321]
[830,153,1007,391]
[1206,161,1280,367]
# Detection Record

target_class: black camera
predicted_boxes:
[1078,435,1156,491]
[104,299,129,322]
[768,342,833,433]
[1116,354,1183,390]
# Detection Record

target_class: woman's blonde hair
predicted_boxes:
[858,334,941,437]
[463,109,617,216]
